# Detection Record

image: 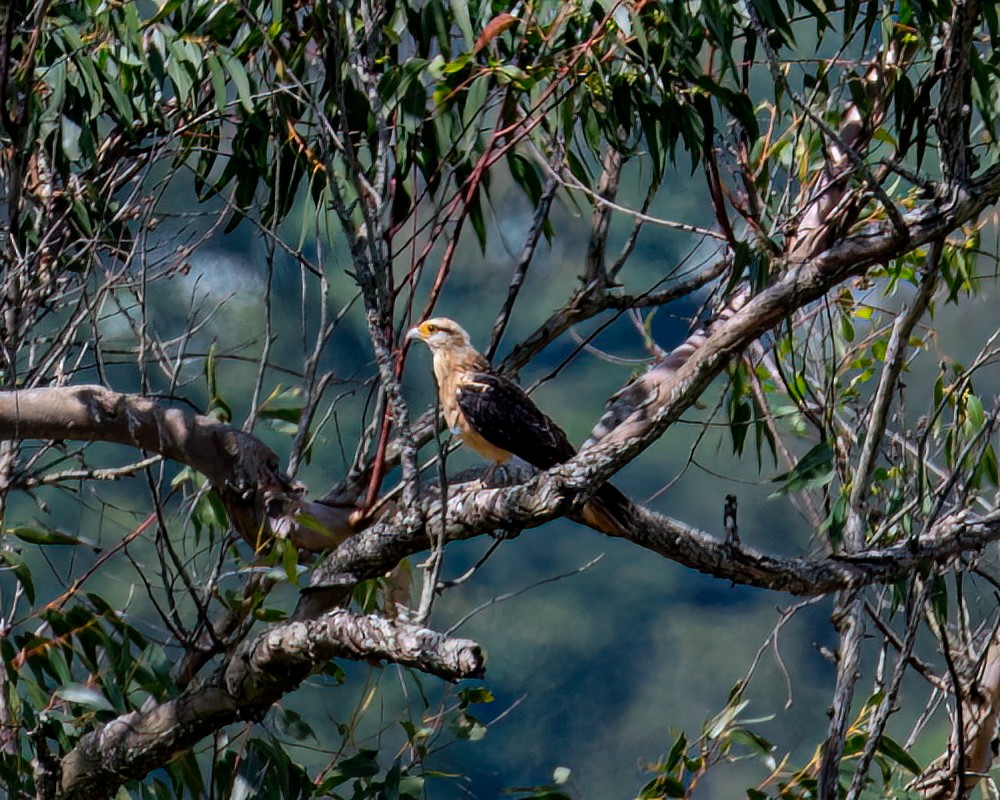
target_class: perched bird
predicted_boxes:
[406,317,632,536]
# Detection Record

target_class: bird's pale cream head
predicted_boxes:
[406,317,473,351]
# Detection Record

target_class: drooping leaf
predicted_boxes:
[0,550,35,603]
[55,683,114,712]
[772,441,835,495]
[10,526,85,547]
[875,734,922,775]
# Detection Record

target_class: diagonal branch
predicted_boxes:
[301,166,1000,615]
[576,169,1000,491]
[0,386,278,489]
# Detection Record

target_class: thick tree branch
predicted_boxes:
[300,451,1000,618]
[56,609,483,800]
[5,163,999,611]
[299,164,1000,617]
[0,386,354,549]
[0,386,276,493]
[372,253,728,492]
[295,160,1000,619]
[819,592,865,799]
[961,632,1000,796]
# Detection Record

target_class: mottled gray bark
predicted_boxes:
[55,610,483,800]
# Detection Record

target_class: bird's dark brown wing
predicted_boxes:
[455,370,576,469]
[457,367,636,537]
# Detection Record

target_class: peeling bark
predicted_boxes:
[962,635,1000,796]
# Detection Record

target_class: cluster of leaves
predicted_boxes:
[723,211,998,554]
[7,0,252,265]
[0,596,176,794]
[637,688,922,800]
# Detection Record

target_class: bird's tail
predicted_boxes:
[579,482,636,537]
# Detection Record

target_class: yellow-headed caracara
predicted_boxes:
[406,317,632,536]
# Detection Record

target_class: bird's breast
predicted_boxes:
[432,353,513,463]
[457,426,513,463]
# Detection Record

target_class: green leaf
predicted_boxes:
[461,74,489,153]
[449,0,474,49]
[353,578,380,613]
[976,444,999,488]
[0,549,35,603]
[255,606,288,623]
[281,538,300,586]
[258,405,301,425]
[751,0,796,46]
[729,398,752,456]
[193,491,229,534]
[797,0,832,33]
[103,72,134,123]
[61,115,83,161]
[985,0,999,46]
[875,734,922,775]
[664,732,687,771]
[727,726,774,755]
[398,775,425,798]
[224,55,253,113]
[166,40,194,102]
[930,572,948,624]
[207,54,228,114]
[459,686,494,706]
[467,183,487,252]
[819,493,848,549]
[507,152,544,207]
[639,774,686,798]
[772,441,835,495]
[10,526,84,547]
[204,341,218,398]
[273,707,316,742]
[496,63,532,89]
[257,385,303,422]
[706,699,748,739]
[964,393,985,428]
[147,0,184,25]
[316,750,381,790]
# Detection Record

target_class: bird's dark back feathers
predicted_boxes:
[455,368,576,469]
[456,364,636,537]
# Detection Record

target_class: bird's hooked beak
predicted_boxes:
[405,325,424,343]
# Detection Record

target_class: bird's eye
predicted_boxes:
[426,324,438,333]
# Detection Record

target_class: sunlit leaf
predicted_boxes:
[55,683,114,712]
